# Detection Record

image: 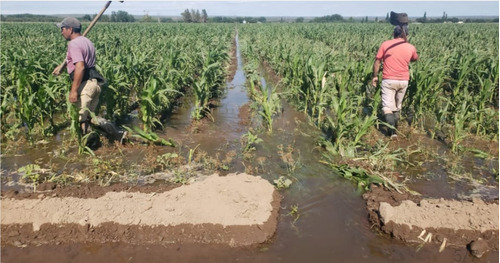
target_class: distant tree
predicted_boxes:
[194,9,201,23]
[181,8,207,23]
[416,11,433,23]
[442,11,448,22]
[181,9,192,22]
[189,9,197,22]
[375,17,378,22]
[211,16,237,23]
[111,11,135,22]
[141,13,153,23]
[81,14,92,21]
[201,9,208,23]
[365,16,369,23]
[385,12,390,22]
[257,17,266,23]
[211,16,222,22]
[1,13,61,22]
[311,14,344,23]
[160,17,173,23]
[110,12,117,22]
[98,14,110,22]
[295,17,304,23]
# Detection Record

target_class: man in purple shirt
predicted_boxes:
[53,17,126,147]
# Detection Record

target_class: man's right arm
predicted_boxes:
[372,59,381,87]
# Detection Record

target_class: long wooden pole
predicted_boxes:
[83,1,112,36]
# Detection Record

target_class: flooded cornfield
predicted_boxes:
[1,22,499,263]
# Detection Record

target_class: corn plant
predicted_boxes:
[123,126,175,146]
[240,130,263,153]
[139,76,178,133]
[238,23,498,157]
[191,48,229,121]
[250,77,281,132]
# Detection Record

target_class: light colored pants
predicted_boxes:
[77,78,101,123]
[381,79,408,114]
[76,78,122,139]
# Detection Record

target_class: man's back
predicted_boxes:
[66,36,96,74]
[376,38,418,80]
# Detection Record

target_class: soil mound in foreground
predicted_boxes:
[1,173,281,247]
[363,185,499,257]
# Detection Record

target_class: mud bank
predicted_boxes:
[1,173,281,247]
[363,185,499,257]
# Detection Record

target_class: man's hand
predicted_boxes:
[52,61,67,76]
[69,90,78,103]
[52,65,63,76]
[371,76,378,87]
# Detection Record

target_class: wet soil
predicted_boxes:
[2,173,281,248]
[363,185,499,257]
[1,32,499,263]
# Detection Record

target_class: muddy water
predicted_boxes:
[2,35,498,263]
[163,34,249,156]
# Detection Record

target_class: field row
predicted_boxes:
[1,23,234,146]
[1,23,498,156]
[238,23,499,155]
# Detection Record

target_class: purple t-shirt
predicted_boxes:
[66,36,96,74]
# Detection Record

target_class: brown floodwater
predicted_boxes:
[1,34,498,263]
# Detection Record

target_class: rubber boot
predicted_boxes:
[385,113,397,137]
[406,110,414,126]
[393,111,400,129]
[85,132,101,150]
[93,117,127,144]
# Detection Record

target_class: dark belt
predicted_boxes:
[69,67,107,87]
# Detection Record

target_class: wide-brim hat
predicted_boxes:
[390,11,408,26]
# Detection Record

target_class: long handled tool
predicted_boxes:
[53,1,114,75]
[83,1,112,36]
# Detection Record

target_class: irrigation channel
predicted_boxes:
[1,34,498,263]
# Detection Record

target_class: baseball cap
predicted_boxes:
[56,17,81,30]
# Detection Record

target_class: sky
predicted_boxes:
[1,1,499,18]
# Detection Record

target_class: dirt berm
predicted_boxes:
[1,173,281,247]
[363,185,499,257]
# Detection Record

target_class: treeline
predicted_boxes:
[3,12,497,24]
[415,12,498,23]
[308,13,499,23]
[1,14,60,22]
[81,11,136,22]
[180,9,208,23]
[310,14,344,23]
[0,12,136,23]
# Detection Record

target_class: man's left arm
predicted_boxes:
[69,61,85,103]
[411,47,419,62]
